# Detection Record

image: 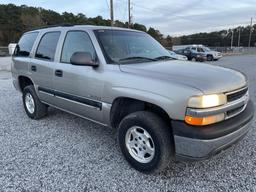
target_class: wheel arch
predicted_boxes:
[18,75,35,92]
[110,96,172,130]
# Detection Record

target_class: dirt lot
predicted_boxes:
[0,55,255,191]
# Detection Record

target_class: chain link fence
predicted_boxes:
[209,47,256,55]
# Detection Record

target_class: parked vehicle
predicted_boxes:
[8,43,17,55]
[167,50,188,60]
[175,48,207,62]
[12,25,254,173]
[174,45,222,61]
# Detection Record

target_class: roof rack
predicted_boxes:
[31,23,75,31]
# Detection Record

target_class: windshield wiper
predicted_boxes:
[119,56,157,63]
[154,55,175,61]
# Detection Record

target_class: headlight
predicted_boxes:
[188,94,227,108]
[186,94,227,126]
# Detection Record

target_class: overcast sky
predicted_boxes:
[1,0,255,36]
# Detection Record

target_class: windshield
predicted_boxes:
[94,29,171,64]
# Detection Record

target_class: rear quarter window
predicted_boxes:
[14,32,38,57]
[35,31,61,61]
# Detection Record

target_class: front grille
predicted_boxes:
[227,87,248,103]
[226,105,244,117]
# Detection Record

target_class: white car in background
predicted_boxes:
[167,50,188,61]
[173,45,222,61]
[8,43,17,55]
[199,46,222,61]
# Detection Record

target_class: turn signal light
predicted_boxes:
[185,113,225,126]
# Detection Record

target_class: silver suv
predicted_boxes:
[12,25,254,173]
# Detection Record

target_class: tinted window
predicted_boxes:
[14,32,38,57]
[197,47,204,52]
[94,30,169,64]
[61,31,96,63]
[35,32,60,61]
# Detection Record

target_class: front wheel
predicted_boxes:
[118,111,174,173]
[207,55,213,61]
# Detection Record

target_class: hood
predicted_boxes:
[208,50,221,55]
[119,60,247,94]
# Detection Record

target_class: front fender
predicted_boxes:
[110,87,178,120]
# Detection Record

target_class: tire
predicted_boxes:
[207,55,213,61]
[22,85,47,119]
[118,111,174,173]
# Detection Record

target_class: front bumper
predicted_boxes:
[213,54,222,59]
[172,100,254,161]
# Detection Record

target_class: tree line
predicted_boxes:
[0,4,255,48]
[174,26,256,47]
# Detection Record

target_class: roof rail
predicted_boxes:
[31,23,75,31]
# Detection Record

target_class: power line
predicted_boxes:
[118,0,253,32]
[130,2,215,26]
[105,0,110,9]
[121,0,128,22]
[114,0,255,37]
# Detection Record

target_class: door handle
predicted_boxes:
[55,69,63,77]
[31,65,37,72]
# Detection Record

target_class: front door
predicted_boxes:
[52,30,104,123]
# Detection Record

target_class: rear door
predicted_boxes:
[52,30,104,123]
[30,31,61,104]
[12,32,39,81]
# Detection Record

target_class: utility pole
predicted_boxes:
[128,0,131,28]
[237,27,241,47]
[231,30,234,49]
[248,17,253,47]
[110,0,114,26]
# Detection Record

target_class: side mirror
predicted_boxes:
[70,52,98,67]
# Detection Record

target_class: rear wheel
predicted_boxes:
[118,111,174,173]
[22,85,48,119]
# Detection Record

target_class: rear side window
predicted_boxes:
[35,32,60,61]
[14,32,38,57]
[197,47,204,52]
[61,31,96,63]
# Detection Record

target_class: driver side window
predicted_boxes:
[61,31,96,63]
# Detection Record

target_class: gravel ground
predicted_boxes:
[0,56,11,71]
[0,55,255,191]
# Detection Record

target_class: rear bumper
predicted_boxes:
[172,100,254,161]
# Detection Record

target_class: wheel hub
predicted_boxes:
[25,93,35,114]
[125,126,155,163]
